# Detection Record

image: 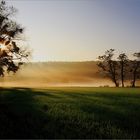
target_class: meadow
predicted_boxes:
[0,87,140,138]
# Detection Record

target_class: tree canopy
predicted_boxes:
[0,0,29,76]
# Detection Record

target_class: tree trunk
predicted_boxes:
[131,63,138,87]
[121,62,124,87]
[109,62,118,87]
[113,73,119,87]
[132,80,136,87]
[114,80,119,87]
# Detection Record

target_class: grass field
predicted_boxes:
[0,87,140,138]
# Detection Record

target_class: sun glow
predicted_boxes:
[0,43,7,50]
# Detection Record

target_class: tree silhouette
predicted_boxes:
[0,0,29,76]
[130,52,140,87]
[117,53,128,87]
[97,49,119,87]
[98,49,140,87]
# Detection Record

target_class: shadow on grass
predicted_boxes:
[0,87,49,138]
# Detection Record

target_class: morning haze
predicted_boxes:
[1,61,113,87]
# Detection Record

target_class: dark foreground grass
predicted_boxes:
[0,87,140,138]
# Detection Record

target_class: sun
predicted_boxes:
[0,43,7,50]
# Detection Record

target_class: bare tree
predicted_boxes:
[97,49,119,87]
[0,0,29,76]
[130,52,140,87]
[117,53,128,87]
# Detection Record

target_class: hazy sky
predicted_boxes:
[7,0,140,61]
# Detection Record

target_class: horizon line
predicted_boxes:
[27,60,97,63]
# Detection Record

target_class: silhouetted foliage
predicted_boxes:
[0,0,29,76]
[130,52,140,87]
[97,50,140,87]
[117,53,128,87]
[97,49,119,87]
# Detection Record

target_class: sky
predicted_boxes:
[7,0,140,62]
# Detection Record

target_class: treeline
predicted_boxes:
[97,49,140,87]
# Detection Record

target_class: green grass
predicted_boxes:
[0,87,140,138]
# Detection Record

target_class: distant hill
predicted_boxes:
[0,61,139,87]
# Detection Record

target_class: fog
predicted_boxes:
[0,62,139,88]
